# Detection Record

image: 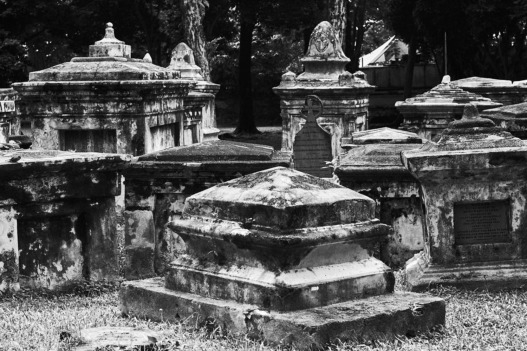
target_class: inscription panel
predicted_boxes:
[454,200,510,245]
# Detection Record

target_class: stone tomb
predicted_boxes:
[273,21,374,162]
[122,140,291,279]
[396,75,501,141]
[402,104,527,289]
[451,76,527,106]
[12,23,194,156]
[335,128,426,267]
[0,149,129,291]
[121,167,444,349]
[168,42,221,142]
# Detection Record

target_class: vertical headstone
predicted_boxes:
[293,95,333,178]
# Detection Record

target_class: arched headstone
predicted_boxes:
[293,95,333,177]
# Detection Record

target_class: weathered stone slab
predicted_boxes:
[120,278,445,350]
[408,256,527,291]
[65,326,167,351]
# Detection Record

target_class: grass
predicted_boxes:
[2,281,527,350]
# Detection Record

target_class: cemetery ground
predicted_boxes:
[2,275,527,351]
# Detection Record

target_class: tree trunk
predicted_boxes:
[327,0,346,45]
[180,0,211,81]
[234,2,259,134]
[404,36,417,99]
[345,0,366,72]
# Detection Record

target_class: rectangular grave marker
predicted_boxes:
[454,200,510,245]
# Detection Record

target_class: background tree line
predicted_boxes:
[1,0,527,132]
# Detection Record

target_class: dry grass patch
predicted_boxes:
[2,281,527,350]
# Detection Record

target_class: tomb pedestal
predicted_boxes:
[396,76,501,141]
[273,21,374,177]
[335,128,426,267]
[122,141,291,279]
[0,149,129,290]
[120,167,445,349]
[12,23,194,156]
[402,103,527,289]
[168,42,220,142]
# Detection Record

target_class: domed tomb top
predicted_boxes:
[409,104,524,152]
[351,127,424,145]
[137,140,275,162]
[481,102,527,120]
[451,76,514,88]
[182,166,375,230]
[27,23,182,82]
[396,75,502,109]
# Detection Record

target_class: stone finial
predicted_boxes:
[353,71,367,80]
[167,42,203,80]
[89,22,131,58]
[143,53,152,63]
[441,75,451,84]
[95,22,123,44]
[339,71,353,86]
[279,71,296,86]
[304,21,348,61]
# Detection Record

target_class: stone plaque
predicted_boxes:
[0,100,15,113]
[293,95,333,178]
[454,200,510,245]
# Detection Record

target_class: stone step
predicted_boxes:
[165,258,394,311]
[120,278,445,350]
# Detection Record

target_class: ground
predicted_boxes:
[2,278,527,351]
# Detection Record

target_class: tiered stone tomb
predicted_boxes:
[480,102,527,139]
[402,103,527,290]
[121,167,445,349]
[12,23,194,156]
[122,141,291,279]
[168,42,220,142]
[451,76,527,105]
[335,128,426,267]
[396,75,501,141]
[273,21,374,177]
[0,149,130,291]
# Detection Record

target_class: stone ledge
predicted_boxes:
[120,278,445,350]
[409,259,527,291]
